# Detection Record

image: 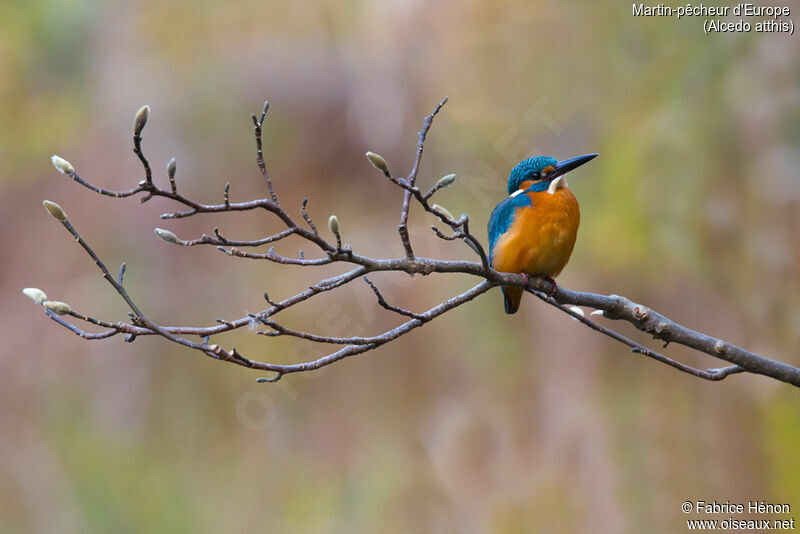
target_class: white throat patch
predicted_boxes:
[509,189,525,198]
[547,175,567,194]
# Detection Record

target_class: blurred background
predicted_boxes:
[2,1,799,532]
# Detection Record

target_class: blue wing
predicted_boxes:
[487,193,531,261]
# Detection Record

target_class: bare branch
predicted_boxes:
[250,280,492,381]
[252,100,278,203]
[217,245,333,265]
[528,290,744,381]
[301,198,318,236]
[408,96,448,187]
[397,97,449,261]
[133,105,153,187]
[47,311,120,340]
[31,98,800,389]
[67,170,143,198]
[363,277,424,320]
[423,173,456,201]
[431,225,464,241]
[180,227,296,247]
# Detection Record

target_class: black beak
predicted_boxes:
[551,153,598,179]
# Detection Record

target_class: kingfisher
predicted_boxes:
[488,153,598,314]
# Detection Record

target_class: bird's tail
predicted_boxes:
[502,287,523,314]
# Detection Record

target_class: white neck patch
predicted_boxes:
[509,189,525,198]
[547,175,567,194]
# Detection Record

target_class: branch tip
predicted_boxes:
[328,215,340,235]
[42,200,68,222]
[23,287,47,304]
[257,373,282,383]
[365,151,390,175]
[328,215,342,248]
[134,105,150,136]
[51,155,74,175]
[154,228,182,245]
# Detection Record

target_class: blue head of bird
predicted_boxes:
[507,154,598,195]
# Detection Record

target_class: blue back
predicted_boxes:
[488,190,532,261]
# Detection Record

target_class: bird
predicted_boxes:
[488,153,598,314]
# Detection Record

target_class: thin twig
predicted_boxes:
[252,100,278,203]
[217,246,333,265]
[397,97,449,261]
[133,133,153,186]
[363,277,424,319]
[301,198,318,236]
[181,228,295,247]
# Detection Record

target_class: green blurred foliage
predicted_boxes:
[1,1,799,532]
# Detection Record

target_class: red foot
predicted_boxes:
[521,272,530,287]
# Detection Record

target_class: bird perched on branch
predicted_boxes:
[488,153,598,314]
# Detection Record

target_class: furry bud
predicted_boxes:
[51,155,74,174]
[436,173,456,188]
[42,200,67,221]
[431,204,454,221]
[23,287,47,304]
[167,158,177,179]
[44,300,72,315]
[365,151,389,174]
[328,215,340,235]
[154,228,181,245]
[134,105,150,135]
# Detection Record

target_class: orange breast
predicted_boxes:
[491,187,580,278]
